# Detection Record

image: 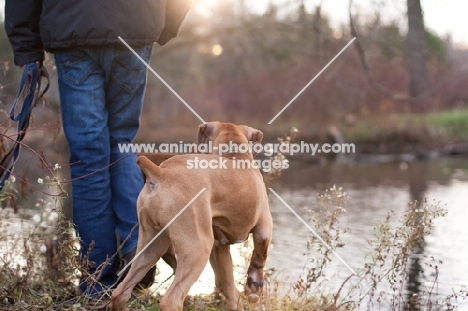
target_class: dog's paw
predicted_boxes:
[247,293,260,304]
[244,277,263,304]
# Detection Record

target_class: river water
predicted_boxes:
[4,156,466,309]
[155,156,468,309]
[266,156,468,309]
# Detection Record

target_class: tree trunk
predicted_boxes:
[407,0,430,110]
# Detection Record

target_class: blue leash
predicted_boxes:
[0,62,49,191]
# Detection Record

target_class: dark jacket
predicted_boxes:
[5,0,192,66]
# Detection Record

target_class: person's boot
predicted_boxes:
[118,248,156,289]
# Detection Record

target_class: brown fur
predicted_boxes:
[138,152,177,165]
[110,122,272,311]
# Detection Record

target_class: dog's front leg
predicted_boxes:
[244,215,273,304]
[162,244,177,271]
[209,246,222,300]
[210,244,243,311]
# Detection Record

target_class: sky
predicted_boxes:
[420,0,468,46]
[198,0,468,47]
[1,0,467,46]
[318,0,468,46]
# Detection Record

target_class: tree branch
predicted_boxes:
[348,0,454,105]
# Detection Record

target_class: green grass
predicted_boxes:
[337,109,468,150]
[422,109,468,139]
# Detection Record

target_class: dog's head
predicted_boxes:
[197,121,263,155]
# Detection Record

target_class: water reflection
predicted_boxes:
[406,163,428,310]
[153,157,468,308]
[268,156,468,307]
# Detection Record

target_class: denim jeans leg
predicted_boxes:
[107,45,153,256]
[55,48,119,294]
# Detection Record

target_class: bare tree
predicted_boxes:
[406,0,430,108]
[349,0,445,110]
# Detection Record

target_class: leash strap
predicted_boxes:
[0,61,49,191]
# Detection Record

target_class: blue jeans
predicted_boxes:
[54,44,153,294]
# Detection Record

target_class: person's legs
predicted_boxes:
[55,47,119,294]
[55,44,153,294]
[105,44,153,256]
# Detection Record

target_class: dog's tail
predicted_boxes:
[137,155,164,182]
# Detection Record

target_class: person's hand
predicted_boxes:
[19,61,42,70]
[156,30,174,46]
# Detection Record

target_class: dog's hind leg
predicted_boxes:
[110,220,171,311]
[210,244,244,311]
[244,214,273,304]
[159,234,213,311]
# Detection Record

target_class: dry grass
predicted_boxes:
[1,176,467,310]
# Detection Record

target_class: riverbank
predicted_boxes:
[341,109,468,155]
[135,109,468,165]
[269,109,468,154]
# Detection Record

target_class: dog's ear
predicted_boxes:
[242,126,264,156]
[197,121,220,145]
[137,156,162,180]
[242,126,264,143]
[137,156,163,192]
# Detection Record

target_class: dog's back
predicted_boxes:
[137,154,268,242]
